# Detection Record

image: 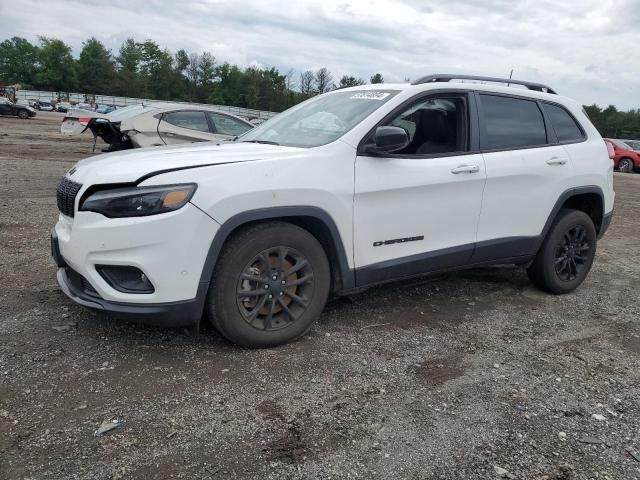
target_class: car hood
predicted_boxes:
[66,141,304,185]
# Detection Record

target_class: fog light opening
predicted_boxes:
[96,265,155,294]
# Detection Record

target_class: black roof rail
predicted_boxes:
[412,74,557,95]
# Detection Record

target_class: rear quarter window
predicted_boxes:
[541,103,585,143]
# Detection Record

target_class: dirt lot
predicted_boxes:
[1,112,639,480]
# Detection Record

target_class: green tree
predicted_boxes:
[77,37,116,94]
[0,37,38,86]
[337,75,366,89]
[138,39,174,99]
[116,38,142,97]
[34,37,78,91]
[370,72,384,84]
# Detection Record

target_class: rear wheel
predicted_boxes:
[17,110,29,119]
[207,222,330,347]
[527,209,597,294]
[618,158,634,173]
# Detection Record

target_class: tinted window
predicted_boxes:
[542,103,584,143]
[208,112,252,136]
[480,95,547,150]
[384,97,467,155]
[163,111,210,132]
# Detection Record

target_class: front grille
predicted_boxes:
[56,177,82,217]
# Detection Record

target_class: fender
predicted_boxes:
[198,206,355,293]
[535,185,605,250]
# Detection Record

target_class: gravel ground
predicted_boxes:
[1,112,639,480]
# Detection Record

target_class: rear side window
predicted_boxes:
[163,111,210,132]
[480,94,547,150]
[542,103,585,143]
[207,112,252,136]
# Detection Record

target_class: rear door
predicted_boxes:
[472,93,572,262]
[158,110,214,144]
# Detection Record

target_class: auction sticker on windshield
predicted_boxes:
[350,92,391,100]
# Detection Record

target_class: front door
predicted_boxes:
[354,93,486,285]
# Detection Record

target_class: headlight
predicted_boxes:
[80,184,197,218]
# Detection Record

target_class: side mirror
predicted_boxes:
[367,126,409,154]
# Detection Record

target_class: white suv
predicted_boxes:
[52,74,615,347]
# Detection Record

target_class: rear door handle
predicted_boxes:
[451,164,480,174]
[546,157,567,165]
[160,131,176,137]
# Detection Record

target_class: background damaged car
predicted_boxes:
[60,104,255,151]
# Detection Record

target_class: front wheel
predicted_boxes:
[527,209,597,294]
[17,110,29,119]
[207,222,330,347]
[618,158,634,173]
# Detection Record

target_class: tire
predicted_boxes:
[17,110,29,119]
[618,158,634,173]
[207,222,330,348]
[527,208,597,294]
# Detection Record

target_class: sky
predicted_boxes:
[1,0,639,109]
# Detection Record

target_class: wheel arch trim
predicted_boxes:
[537,185,606,250]
[198,206,355,292]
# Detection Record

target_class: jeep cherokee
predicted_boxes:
[51,74,615,347]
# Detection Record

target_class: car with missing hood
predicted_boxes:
[60,104,254,151]
[52,74,614,348]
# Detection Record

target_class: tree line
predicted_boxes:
[1,35,638,138]
[0,36,384,112]
[583,105,640,140]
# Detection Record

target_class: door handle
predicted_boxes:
[546,157,567,165]
[160,131,176,137]
[451,164,480,174]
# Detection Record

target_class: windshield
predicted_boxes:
[623,139,640,150]
[613,139,633,150]
[239,90,399,148]
[107,105,156,122]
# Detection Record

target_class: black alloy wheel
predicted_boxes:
[527,208,597,294]
[553,225,591,281]
[208,221,330,347]
[236,246,314,331]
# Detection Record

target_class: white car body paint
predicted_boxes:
[53,81,615,315]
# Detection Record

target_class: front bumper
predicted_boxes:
[51,202,219,327]
[55,263,207,327]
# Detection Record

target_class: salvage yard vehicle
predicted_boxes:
[604,138,639,173]
[60,104,254,151]
[36,100,55,111]
[0,97,36,118]
[621,139,640,153]
[52,74,615,347]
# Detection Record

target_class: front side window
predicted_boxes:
[480,95,547,150]
[542,103,585,143]
[163,111,210,132]
[208,112,252,136]
[239,90,399,148]
[383,96,467,155]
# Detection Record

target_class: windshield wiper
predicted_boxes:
[241,140,280,146]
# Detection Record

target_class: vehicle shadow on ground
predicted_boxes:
[73,264,534,350]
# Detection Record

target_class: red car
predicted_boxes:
[604,138,639,173]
